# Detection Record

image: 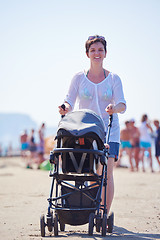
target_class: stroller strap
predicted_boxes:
[69,152,87,174]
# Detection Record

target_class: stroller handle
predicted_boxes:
[106,114,113,144]
[108,114,113,127]
[61,104,66,118]
[53,148,105,156]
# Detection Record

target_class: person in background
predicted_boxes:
[27,129,37,169]
[20,130,29,159]
[117,120,132,169]
[139,114,153,172]
[37,123,46,168]
[58,35,126,218]
[129,119,140,171]
[153,120,160,171]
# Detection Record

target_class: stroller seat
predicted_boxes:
[56,109,106,174]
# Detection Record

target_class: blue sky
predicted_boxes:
[0,0,160,128]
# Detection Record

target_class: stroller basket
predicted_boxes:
[61,185,99,208]
[56,209,96,226]
[55,184,100,225]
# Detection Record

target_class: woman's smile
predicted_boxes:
[88,42,106,62]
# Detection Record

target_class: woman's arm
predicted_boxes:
[146,122,153,133]
[58,73,80,115]
[111,74,126,114]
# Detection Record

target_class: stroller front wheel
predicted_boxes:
[53,213,58,236]
[47,213,53,232]
[60,220,65,231]
[102,213,107,236]
[107,212,114,233]
[95,214,101,232]
[88,212,95,236]
[40,214,45,237]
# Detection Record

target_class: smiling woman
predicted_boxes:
[58,35,126,221]
[85,41,108,84]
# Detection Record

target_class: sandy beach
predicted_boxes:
[0,156,160,240]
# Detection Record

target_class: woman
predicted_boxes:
[139,114,153,172]
[59,35,126,217]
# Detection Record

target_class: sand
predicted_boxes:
[0,156,160,240]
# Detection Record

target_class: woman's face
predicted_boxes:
[87,42,106,63]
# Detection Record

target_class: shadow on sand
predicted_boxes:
[43,226,160,239]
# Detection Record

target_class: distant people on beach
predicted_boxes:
[20,123,46,169]
[18,116,160,172]
[139,114,153,172]
[20,130,29,159]
[153,120,160,171]
[118,119,141,172]
[118,116,160,172]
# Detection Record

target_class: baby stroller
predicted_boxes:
[40,109,114,237]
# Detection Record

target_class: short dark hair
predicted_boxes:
[85,35,107,54]
[141,114,148,122]
[125,120,130,125]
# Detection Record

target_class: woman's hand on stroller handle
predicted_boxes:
[105,104,115,115]
[105,102,126,115]
[58,104,66,118]
[104,143,110,149]
[58,103,71,116]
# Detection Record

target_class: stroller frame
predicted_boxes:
[40,114,113,237]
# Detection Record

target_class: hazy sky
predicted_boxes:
[1,0,160,127]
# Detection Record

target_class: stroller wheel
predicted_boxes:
[88,212,95,236]
[53,214,58,236]
[47,213,53,232]
[40,214,45,237]
[95,215,101,232]
[107,212,114,233]
[60,220,65,231]
[102,213,107,236]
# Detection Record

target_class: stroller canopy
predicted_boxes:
[58,109,105,142]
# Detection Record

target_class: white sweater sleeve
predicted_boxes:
[64,73,80,109]
[112,74,126,112]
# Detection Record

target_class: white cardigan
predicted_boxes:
[65,71,126,143]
